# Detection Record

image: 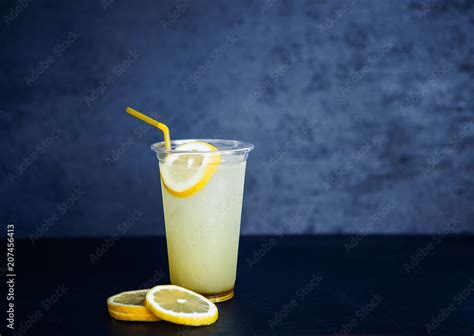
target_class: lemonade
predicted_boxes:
[152,139,253,302]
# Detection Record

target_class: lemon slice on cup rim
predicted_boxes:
[151,140,254,198]
[145,285,218,326]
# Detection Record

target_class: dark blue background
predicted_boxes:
[1,0,473,238]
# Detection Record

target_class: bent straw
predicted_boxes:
[126,107,171,150]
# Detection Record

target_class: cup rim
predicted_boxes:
[151,139,254,155]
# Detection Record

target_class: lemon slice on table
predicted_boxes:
[108,309,160,322]
[160,141,221,198]
[107,289,160,322]
[145,285,218,326]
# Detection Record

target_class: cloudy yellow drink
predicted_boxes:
[152,139,253,302]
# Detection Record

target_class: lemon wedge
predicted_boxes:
[107,289,160,322]
[145,285,218,326]
[160,141,221,198]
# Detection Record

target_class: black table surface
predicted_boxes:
[3,236,474,335]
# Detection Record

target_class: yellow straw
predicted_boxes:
[126,107,171,150]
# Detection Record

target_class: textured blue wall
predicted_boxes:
[1,0,473,238]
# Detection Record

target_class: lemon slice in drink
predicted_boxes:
[145,285,218,326]
[160,141,221,198]
[107,289,160,321]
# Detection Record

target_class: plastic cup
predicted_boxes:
[151,139,253,302]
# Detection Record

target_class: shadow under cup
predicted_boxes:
[151,139,254,303]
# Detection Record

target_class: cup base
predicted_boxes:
[204,289,234,303]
